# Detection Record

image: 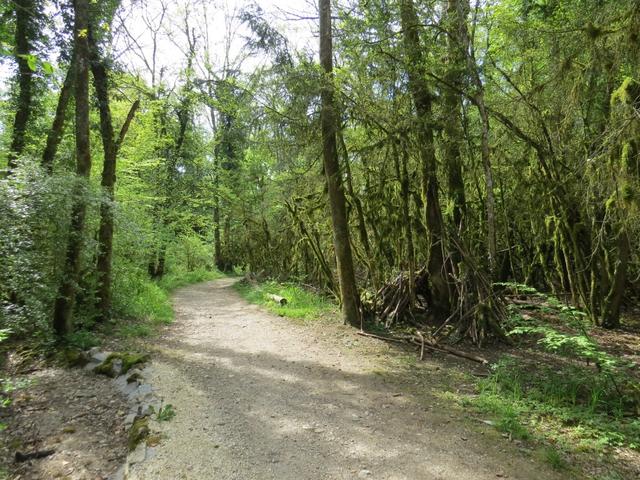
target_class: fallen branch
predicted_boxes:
[357,331,407,344]
[357,330,489,365]
[410,336,489,365]
[15,449,55,462]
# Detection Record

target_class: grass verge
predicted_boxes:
[233,280,337,323]
[116,268,224,338]
[65,268,225,348]
[453,284,640,477]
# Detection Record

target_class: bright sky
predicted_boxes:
[0,0,318,93]
[113,0,318,84]
[0,0,318,137]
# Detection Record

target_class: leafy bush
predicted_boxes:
[65,330,100,350]
[0,164,80,340]
[166,234,214,272]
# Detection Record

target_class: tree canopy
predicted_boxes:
[0,0,638,349]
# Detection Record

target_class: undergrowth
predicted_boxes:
[63,267,225,348]
[234,280,337,323]
[113,267,224,339]
[460,283,640,474]
[156,268,225,292]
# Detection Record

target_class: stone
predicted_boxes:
[126,370,144,384]
[124,414,136,428]
[89,349,110,364]
[63,349,90,368]
[128,443,146,464]
[128,417,150,451]
[95,353,150,379]
[109,465,126,480]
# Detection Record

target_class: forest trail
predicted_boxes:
[129,279,562,480]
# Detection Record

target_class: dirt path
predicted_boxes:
[130,279,563,480]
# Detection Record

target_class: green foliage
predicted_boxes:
[473,355,640,449]
[0,162,91,341]
[111,268,223,339]
[65,330,100,350]
[154,403,176,422]
[116,322,153,338]
[0,329,11,431]
[541,445,568,471]
[157,268,224,292]
[115,276,173,325]
[458,284,640,470]
[234,280,337,322]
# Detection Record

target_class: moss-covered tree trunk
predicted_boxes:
[42,60,74,173]
[443,0,467,233]
[89,24,140,321]
[399,0,451,318]
[319,0,360,327]
[454,0,497,274]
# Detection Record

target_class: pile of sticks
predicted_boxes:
[364,256,511,347]
[366,268,429,327]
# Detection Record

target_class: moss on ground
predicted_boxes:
[94,352,150,378]
[61,348,90,368]
[128,417,150,451]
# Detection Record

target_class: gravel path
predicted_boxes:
[129,279,563,480]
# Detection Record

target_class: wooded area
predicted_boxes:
[3,0,638,339]
[1,0,639,475]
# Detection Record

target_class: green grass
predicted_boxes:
[157,268,225,291]
[470,358,640,449]
[447,283,640,477]
[455,359,639,477]
[444,285,640,478]
[65,329,101,349]
[540,445,569,471]
[114,268,224,338]
[234,280,337,323]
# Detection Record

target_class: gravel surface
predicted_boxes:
[129,278,564,480]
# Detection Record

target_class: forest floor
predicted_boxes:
[126,278,567,480]
[0,362,129,479]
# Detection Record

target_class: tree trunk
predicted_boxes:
[90,35,115,321]
[42,60,74,173]
[6,0,36,174]
[319,0,360,327]
[455,0,497,273]
[53,0,91,337]
[399,0,451,318]
[601,229,629,329]
[89,25,140,321]
[393,141,416,307]
[223,214,232,271]
[443,0,468,233]
[338,129,371,258]
[213,158,222,270]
